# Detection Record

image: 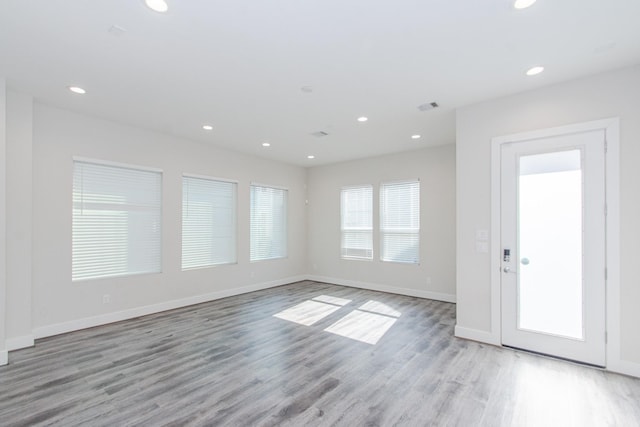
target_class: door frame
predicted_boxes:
[490,118,620,369]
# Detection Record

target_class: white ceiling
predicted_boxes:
[1,0,639,166]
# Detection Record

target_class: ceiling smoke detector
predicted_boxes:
[418,102,439,112]
[311,131,329,138]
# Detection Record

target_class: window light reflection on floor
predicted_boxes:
[357,300,402,317]
[273,296,401,345]
[272,295,351,326]
[324,300,401,345]
[312,295,352,306]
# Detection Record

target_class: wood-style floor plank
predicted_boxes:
[1,280,639,426]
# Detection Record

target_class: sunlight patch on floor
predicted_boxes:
[273,300,342,326]
[324,306,400,345]
[324,311,397,345]
[274,295,402,344]
[273,295,352,326]
[312,295,352,306]
[358,300,402,317]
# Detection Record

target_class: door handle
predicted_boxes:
[503,266,516,274]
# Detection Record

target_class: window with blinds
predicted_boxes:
[182,175,237,270]
[380,180,420,264]
[250,185,288,261]
[72,160,162,281]
[340,185,373,260]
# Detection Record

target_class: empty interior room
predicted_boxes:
[1,0,640,425]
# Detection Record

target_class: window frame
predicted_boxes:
[340,185,374,260]
[250,183,288,262]
[379,179,420,264]
[72,157,163,281]
[181,173,238,270]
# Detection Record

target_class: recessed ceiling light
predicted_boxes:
[307,155,315,159]
[514,0,536,9]
[68,86,86,94]
[526,66,544,76]
[357,116,368,122]
[411,134,421,140]
[301,86,313,93]
[202,125,213,131]
[145,0,168,13]
[262,142,271,147]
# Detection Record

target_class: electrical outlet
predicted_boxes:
[103,294,111,304]
[426,277,432,285]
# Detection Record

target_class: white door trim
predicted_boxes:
[490,118,621,371]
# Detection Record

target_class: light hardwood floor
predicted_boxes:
[1,281,639,426]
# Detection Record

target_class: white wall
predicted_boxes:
[307,145,456,301]
[5,98,457,353]
[456,65,640,372]
[6,65,639,378]
[29,104,307,337]
[5,89,33,350]
[0,79,7,365]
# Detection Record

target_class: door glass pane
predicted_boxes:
[518,149,583,339]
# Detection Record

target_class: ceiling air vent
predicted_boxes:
[108,25,127,37]
[311,131,329,138]
[418,102,439,112]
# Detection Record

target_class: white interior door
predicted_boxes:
[500,130,606,366]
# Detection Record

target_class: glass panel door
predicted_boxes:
[500,128,606,366]
[518,150,583,339]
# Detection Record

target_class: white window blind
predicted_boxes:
[341,185,373,260]
[380,180,420,263]
[72,160,162,281]
[250,185,287,261]
[182,176,237,270]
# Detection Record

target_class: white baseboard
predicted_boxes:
[12,274,640,379]
[607,358,640,378]
[33,275,306,340]
[454,324,640,378]
[0,350,7,366]
[306,275,456,303]
[454,325,501,346]
[6,335,35,351]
